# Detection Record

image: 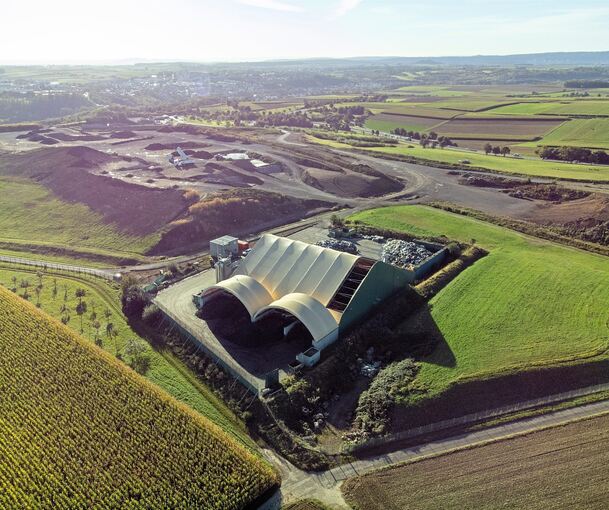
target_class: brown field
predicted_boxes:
[378,107,462,119]
[283,500,331,510]
[434,117,563,139]
[343,414,609,510]
[372,113,443,126]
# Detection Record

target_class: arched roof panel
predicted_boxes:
[253,292,338,342]
[202,274,273,318]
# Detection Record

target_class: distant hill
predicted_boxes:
[268,51,609,67]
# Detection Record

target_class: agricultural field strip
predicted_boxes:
[341,405,609,510]
[0,285,278,509]
[284,398,609,504]
[308,135,609,181]
[0,263,254,448]
[0,255,113,279]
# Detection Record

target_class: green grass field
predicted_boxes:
[308,135,609,181]
[533,118,609,150]
[0,265,254,449]
[490,100,609,116]
[0,177,157,262]
[348,206,609,402]
[364,115,440,133]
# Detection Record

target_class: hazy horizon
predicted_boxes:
[2,0,609,65]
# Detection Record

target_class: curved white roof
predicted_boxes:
[235,234,359,306]
[200,234,359,342]
[203,274,273,318]
[254,293,338,342]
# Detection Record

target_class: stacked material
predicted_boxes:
[316,239,358,254]
[381,239,432,268]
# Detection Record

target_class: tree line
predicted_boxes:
[484,143,511,156]
[537,146,609,164]
[391,128,456,148]
[564,80,609,89]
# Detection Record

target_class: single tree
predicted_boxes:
[76,300,88,333]
[92,320,101,345]
[501,146,511,157]
[20,279,31,300]
[484,143,493,155]
[106,322,116,354]
[75,288,86,306]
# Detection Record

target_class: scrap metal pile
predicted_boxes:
[381,239,433,268]
[316,239,358,254]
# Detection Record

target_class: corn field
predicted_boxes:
[0,286,279,509]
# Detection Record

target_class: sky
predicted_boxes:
[2,0,609,64]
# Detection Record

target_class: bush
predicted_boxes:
[354,359,419,436]
[141,304,163,326]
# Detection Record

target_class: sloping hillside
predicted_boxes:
[0,147,192,235]
[0,286,279,509]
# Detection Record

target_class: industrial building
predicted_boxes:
[197,234,412,367]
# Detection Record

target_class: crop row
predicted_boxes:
[0,286,278,509]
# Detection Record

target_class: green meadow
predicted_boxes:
[308,135,609,181]
[532,118,609,150]
[349,205,609,401]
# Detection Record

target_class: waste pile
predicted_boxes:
[360,234,385,243]
[316,239,358,254]
[381,239,433,268]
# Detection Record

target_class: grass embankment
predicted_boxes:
[0,266,254,449]
[0,178,158,265]
[348,206,609,403]
[308,135,609,181]
[528,117,609,150]
[0,285,278,508]
[343,412,609,510]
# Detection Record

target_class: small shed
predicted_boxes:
[210,235,239,259]
[297,347,321,367]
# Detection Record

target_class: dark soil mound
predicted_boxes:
[0,147,191,236]
[151,189,333,255]
[145,141,210,151]
[302,164,403,198]
[188,150,213,159]
[48,132,106,142]
[110,130,137,139]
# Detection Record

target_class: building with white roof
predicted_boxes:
[198,234,412,364]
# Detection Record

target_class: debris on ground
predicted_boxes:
[381,239,433,268]
[360,234,385,243]
[316,239,358,254]
[358,357,382,378]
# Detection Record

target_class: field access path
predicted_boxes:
[263,396,609,509]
